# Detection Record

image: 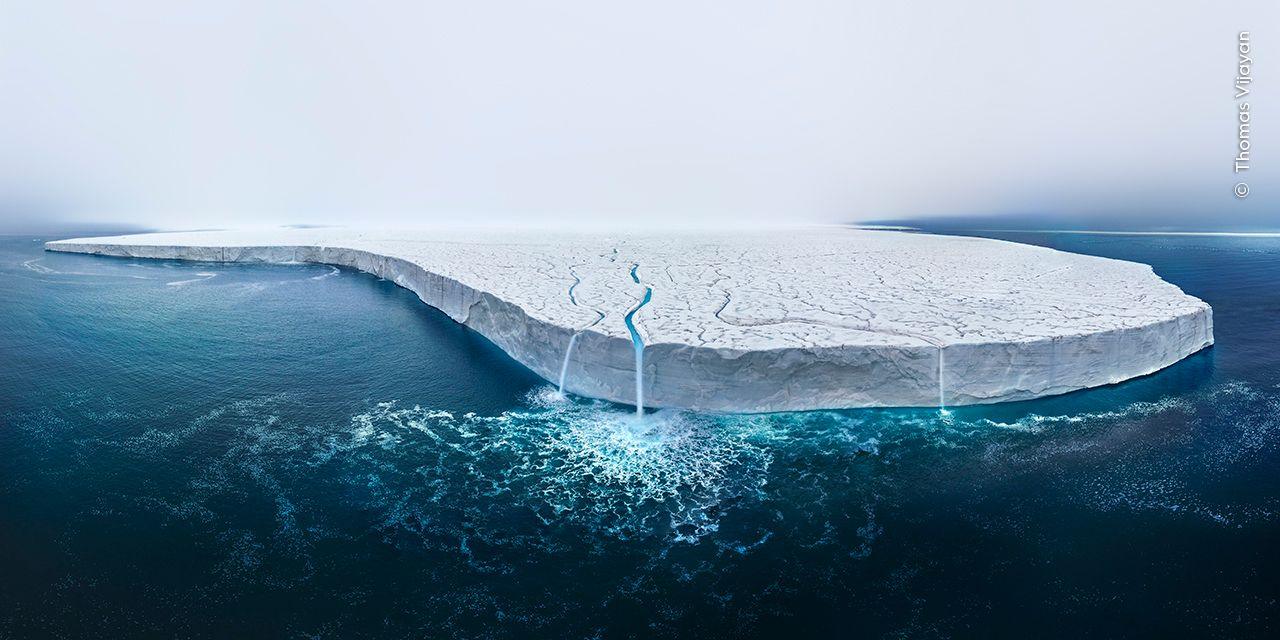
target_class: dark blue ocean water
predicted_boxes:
[1,230,1277,638]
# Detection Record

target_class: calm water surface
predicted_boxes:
[1,230,1277,638]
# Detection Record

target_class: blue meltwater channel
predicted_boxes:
[623,264,653,416]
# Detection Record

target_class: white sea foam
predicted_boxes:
[310,266,340,281]
[20,257,154,279]
[165,272,218,286]
[326,389,776,542]
[14,379,1272,569]
[973,395,1193,433]
[21,258,55,274]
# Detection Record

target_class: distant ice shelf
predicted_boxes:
[46,228,1213,413]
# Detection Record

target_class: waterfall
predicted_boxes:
[558,263,602,398]
[938,345,949,414]
[633,341,645,416]
[623,264,653,417]
[558,333,579,394]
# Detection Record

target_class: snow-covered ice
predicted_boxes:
[46,228,1213,412]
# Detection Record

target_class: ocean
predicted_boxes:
[1,228,1276,638]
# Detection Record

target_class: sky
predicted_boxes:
[2,1,1277,232]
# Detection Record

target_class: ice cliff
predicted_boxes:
[46,228,1213,412]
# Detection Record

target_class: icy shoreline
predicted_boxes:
[46,228,1213,412]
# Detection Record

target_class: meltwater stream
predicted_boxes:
[623,264,654,416]
[557,266,604,396]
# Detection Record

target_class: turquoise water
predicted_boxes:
[1,231,1277,638]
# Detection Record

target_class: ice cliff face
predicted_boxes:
[46,228,1213,412]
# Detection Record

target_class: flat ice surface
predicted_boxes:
[47,228,1213,412]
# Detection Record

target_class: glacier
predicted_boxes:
[45,228,1213,412]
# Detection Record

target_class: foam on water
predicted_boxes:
[310,266,340,281]
[16,379,1276,545]
[165,272,219,286]
[326,388,776,542]
[973,395,1193,433]
[7,375,1280,636]
[18,257,157,280]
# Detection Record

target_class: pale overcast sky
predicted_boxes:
[1,1,1276,231]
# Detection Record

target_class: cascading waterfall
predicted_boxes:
[557,266,602,397]
[938,345,949,414]
[623,264,653,417]
[558,333,579,395]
